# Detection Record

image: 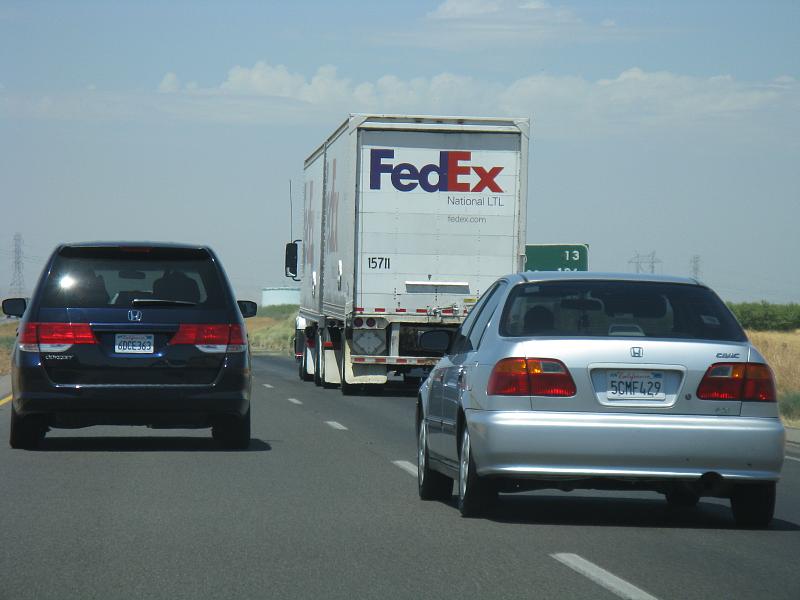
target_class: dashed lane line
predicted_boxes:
[263,384,274,389]
[392,460,419,478]
[551,553,659,600]
[325,421,348,431]
[0,395,10,407]
[287,398,303,405]
[785,456,800,463]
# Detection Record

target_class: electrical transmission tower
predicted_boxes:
[9,232,25,296]
[628,251,662,274]
[690,255,701,280]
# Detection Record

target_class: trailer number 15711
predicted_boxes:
[367,257,391,269]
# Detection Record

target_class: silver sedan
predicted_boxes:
[417,272,785,527]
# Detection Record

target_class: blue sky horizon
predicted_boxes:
[1,0,798,302]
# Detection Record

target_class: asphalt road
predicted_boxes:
[1,355,799,600]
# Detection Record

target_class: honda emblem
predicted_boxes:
[128,309,143,322]
[630,347,643,358]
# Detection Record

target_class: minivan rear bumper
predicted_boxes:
[12,359,250,427]
[466,409,785,481]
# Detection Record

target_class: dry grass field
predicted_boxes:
[1,317,798,425]
[747,330,800,425]
[0,320,16,379]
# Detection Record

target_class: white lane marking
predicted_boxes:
[287,398,302,405]
[551,553,659,600]
[263,384,274,389]
[325,421,348,431]
[785,455,800,463]
[392,460,419,478]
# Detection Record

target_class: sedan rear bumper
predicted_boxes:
[466,410,785,482]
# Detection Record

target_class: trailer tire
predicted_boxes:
[340,355,358,395]
[313,330,323,387]
[299,348,314,382]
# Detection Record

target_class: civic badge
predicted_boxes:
[630,347,643,358]
[128,309,143,322]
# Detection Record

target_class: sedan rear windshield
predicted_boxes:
[39,247,227,309]
[500,281,746,342]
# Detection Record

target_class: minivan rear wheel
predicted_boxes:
[730,482,775,528]
[212,407,251,450]
[9,405,46,450]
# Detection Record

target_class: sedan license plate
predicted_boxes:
[607,370,665,400]
[115,333,154,354]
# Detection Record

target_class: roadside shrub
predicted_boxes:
[728,302,800,331]
[780,392,800,424]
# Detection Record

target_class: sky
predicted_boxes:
[1,0,798,303]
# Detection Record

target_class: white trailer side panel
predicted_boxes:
[300,150,325,316]
[320,125,357,320]
[356,129,523,313]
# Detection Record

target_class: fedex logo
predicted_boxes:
[369,149,504,193]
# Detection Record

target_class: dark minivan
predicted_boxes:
[2,242,257,449]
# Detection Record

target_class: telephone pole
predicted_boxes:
[9,232,25,296]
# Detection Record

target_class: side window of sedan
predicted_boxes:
[467,282,507,351]
[451,282,505,354]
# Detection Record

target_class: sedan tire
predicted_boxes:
[417,419,453,501]
[457,425,496,517]
[730,482,775,528]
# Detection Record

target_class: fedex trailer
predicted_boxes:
[285,114,529,393]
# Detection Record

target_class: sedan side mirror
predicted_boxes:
[2,297,27,317]
[237,300,258,319]
[419,330,453,354]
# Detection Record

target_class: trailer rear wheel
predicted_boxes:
[313,330,323,387]
[340,355,358,395]
[299,348,314,382]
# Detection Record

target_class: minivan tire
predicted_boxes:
[9,405,46,450]
[212,407,251,450]
[730,482,775,528]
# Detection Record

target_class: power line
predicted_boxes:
[690,255,701,280]
[628,251,661,274]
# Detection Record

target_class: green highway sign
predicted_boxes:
[525,244,589,272]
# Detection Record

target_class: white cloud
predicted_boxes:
[158,72,180,94]
[3,62,797,141]
[429,0,501,19]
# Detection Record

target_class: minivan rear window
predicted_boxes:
[500,281,746,342]
[39,247,227,309]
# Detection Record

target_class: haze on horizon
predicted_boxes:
[1,0,798,304]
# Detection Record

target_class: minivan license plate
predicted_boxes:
[115,334,154,354]
[607,370,665,400]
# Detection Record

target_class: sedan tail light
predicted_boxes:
[696,362,776,402]
[169,324,247,353]
[488,357,576,397]
[19,322,98,352]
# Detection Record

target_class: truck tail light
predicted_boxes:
[19,322,97,352]
[170,324,247,353]
[697,362,776,402]
[487,357,576,397]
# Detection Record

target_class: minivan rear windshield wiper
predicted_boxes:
[131,298,197,307]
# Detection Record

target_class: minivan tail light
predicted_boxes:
[169,324,246,353]
[18,322,97,352]
[697,362,776,402]
[487,357,576,397]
